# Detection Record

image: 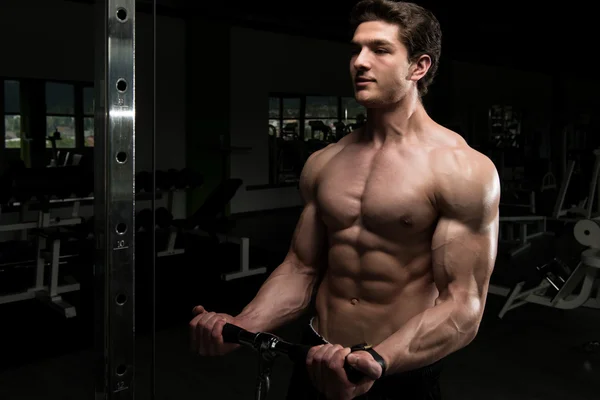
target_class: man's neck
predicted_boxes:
[364,90,431,146]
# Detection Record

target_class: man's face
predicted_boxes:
[350,21,411,108]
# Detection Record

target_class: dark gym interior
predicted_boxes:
[1,0,599,399]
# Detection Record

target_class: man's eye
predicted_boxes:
[375,48,389,54]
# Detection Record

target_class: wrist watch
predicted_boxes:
[349,343,387,378]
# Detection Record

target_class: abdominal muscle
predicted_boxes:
[313,238,439,348]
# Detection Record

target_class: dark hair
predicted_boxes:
[350,0,442,97]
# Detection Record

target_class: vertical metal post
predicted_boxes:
[94,0,136,398]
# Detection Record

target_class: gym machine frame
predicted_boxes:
[0,198,86,317]
[490,146,600,318]
[489,249,600,319]
[94,0,136,398]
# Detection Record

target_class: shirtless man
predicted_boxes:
[190,1,500,399]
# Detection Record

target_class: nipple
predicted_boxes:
[350,298,359,305]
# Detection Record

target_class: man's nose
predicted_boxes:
[353,50,371,71]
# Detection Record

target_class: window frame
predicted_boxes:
[44,80,83,149]
[268,93,366,185]
[269,93,304,139]
[2,79,22,151]
[1,77,94,151]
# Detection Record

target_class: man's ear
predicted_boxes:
[409,54,432,82]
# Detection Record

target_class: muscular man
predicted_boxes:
[190,1,500,399]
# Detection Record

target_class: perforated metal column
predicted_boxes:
[94,0,136,398]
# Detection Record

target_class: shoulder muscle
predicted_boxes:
[431,146,500,228]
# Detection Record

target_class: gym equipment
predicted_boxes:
[541,172,557,191]
[0,197,88,238]
[534,172,558,216]
[222,323,366,400]
[307,120,332,141]
[489,147,600,318]
[185,178,267,280]
[28,229,83,318]
[553,148,600,219]
[489,218,600,318]
[1,163,93,205]
[132,168,206,256]
[93,1,136,397]
[495,151,597,259]
[133,206,183,256]
[536,258,572,295]
[498,183,551,259]
[500,189,536,214]
[156,225,185,258]
[46,128,62,167]
[133,178,266,278]
[490,148,600,315]
[498,215,548,257]
[276,138,306,183]
[0,199,86,317]
[135,169,204,194]
[488,105,522,149]
[134,207,184,257]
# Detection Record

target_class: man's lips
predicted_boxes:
[355,78,374,87]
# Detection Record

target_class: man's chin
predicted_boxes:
[355,92,371,104]
[355,94,380,108]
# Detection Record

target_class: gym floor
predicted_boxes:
[0,207,598,400]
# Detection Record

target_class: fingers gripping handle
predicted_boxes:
[291,345,365,384]
[222,323,366,383]
[343,362,365,384]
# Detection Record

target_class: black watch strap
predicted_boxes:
[350,343,387,378]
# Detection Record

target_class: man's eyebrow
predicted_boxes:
[351,39,395,47]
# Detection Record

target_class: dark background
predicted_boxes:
[0,1,599,399]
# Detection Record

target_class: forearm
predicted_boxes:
[374,298,480,375]
[235,261,319,332]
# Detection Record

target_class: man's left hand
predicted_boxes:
[306,344,383,400]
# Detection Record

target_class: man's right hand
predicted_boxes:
[189,305,241,356]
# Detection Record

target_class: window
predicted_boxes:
[268,97,280,136]
[4,80,21,149]
[83,87,94,147]
[268,96,304,184]
[342,96,366,123]
[46,82,76,148]
[342,97,366,127]
[305,96,338,141]
[267,94,367,185]
[2,79,93,152]
[269,96,302,139]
